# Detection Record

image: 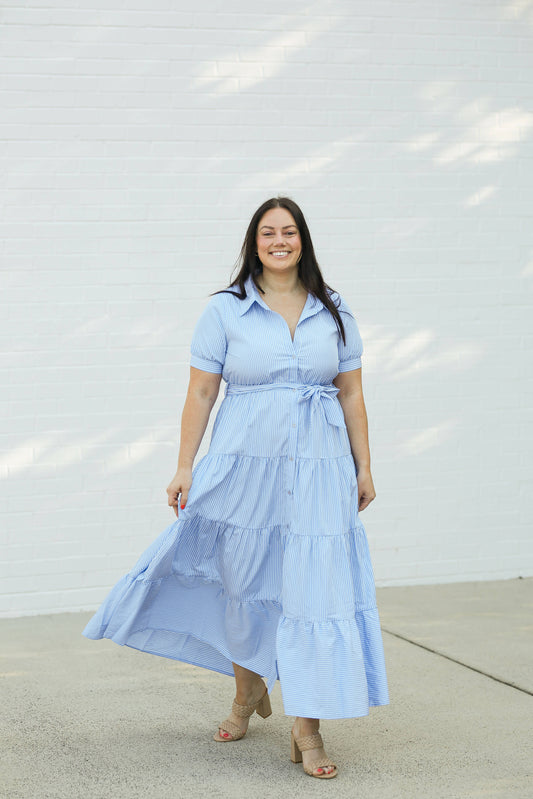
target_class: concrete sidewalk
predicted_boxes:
[1,578,532,799]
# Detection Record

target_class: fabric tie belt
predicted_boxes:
[224,382,346,428]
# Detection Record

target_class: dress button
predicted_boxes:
[289,457,294,461]
[287,490,292,495]
[291,423,296,428]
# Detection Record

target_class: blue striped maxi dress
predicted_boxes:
[82,274,389,719]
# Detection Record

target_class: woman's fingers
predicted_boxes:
[167,489,179,507]
[358,490,375,512]
[166,489,187,511]
[168,492,183,518]
[166,470,192,518]
[167,470,193,509]
[357,471,376,513]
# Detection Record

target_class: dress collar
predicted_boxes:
[237,274,325,319]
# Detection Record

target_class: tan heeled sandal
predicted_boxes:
[290,730,338,779]
[213,685,272,742]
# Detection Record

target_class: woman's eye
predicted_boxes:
[260,231,297,237]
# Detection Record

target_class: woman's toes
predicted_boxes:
[313,763,336,776]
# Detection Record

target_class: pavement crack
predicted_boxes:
[381,627,533,697]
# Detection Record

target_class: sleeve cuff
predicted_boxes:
[337,357,362,372]
[190,354,223,374]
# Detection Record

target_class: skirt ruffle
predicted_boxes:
[83,451,390,720]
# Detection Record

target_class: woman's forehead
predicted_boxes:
[257,207,298,229]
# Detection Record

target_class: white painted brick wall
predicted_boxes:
[2,1,532,617]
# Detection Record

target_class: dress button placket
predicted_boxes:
[286,353,299,505]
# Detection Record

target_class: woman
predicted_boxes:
[83,196,389,780]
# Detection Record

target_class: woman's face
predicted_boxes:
[255,207,302,274]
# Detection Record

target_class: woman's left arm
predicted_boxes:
[333,369,376,512]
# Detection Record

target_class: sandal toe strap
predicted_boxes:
[296,732,337,775]
[218,718,244,739]
[304,757,337,775]
[306,755,337,772]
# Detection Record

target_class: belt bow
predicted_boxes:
[298,383,346,428]
[224,382,346,429]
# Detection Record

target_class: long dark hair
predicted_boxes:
[211,196,348,344]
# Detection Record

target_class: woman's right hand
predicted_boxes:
[166,468,193,518]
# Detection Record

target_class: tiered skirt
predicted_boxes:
[83,443,389,719]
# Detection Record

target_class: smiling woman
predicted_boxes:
[253,209,308,341]
[256,210,302,273]
[82,196,389,781]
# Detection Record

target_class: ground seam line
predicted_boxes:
[381,627,533,697]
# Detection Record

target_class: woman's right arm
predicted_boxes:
[166,366,222,517]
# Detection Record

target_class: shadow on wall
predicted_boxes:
[2,0,533,612]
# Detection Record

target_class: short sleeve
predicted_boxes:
[189,298,227,374]
[337,299,363,372]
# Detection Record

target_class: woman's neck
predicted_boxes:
[256,269,303,296]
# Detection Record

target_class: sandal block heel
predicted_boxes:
[290,731,303,763]
[255,691,272,718]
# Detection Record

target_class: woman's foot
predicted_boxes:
[213,677,268,741]
[291,718,337,778]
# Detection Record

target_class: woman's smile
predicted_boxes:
[256,207,303,270]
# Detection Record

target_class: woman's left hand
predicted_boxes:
[356,468,376,512]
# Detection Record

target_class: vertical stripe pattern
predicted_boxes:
[82,275,389,719]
